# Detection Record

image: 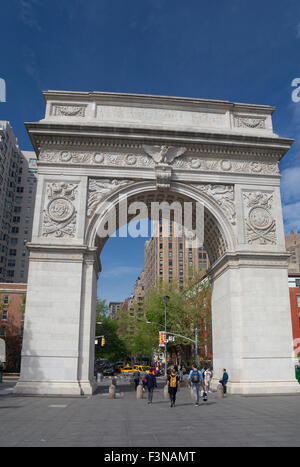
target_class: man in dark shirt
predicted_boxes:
[144,370,157,405]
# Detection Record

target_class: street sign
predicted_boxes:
[159,331,166,347]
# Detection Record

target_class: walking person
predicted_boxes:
[219,369,229,395]
[167,368,180,407]
[188,363,206,406]
[144,370,157,405]
[204,366,213,393]
[178,365,183,383]
[133,369,140,391]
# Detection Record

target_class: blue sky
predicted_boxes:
[1,0,300,303]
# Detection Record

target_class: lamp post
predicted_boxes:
[163,295,170,377]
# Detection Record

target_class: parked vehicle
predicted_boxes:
[102,367,115,376]
[114,362,125,373]
[120,366,135,375]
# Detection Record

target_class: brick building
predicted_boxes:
[288,274,300,362]
[0,283,26,371]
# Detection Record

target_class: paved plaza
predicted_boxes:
[0,377,299,447]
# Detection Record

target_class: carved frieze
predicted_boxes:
[39,148,279,176]
[87,179,132,218]
[51,104,86,117]
[233,115,266,129]
[192,184,236,225]
[42,183,78,238]
[243,191,276,245]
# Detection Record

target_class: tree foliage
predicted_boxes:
[95,299,127,362]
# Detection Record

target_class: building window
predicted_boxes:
[168,243,172,249]
[169,251,172,258]
[297,295,300,308]
[0,326,6,337]
[296,279,300,288]
[3,295,9,305]
[2,310,8,320]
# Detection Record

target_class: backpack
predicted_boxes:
[191,369,200,383]
[169,374,177,388]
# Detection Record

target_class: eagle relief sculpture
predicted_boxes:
[142,145,187,165]
[142,145,187,190]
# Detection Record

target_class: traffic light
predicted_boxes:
[101,337,105,347]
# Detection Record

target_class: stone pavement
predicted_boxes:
[0,377,300,447]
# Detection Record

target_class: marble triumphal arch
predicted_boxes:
[16,91,300,395]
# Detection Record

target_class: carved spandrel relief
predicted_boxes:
[87,179,132,218]
[243,191,276,245]
[192,184,236,225]
[42,183,78,238]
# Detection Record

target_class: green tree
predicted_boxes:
[95,298,127,362]
[117,305,157,362]
[143,272,212,366]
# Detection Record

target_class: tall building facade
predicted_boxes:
[144,219,209,292]
[286,231,300,274]
[0,122,37,283]
[108,301,122,320]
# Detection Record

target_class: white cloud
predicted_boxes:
[101,265,142,279]
[281,165,300,204]
[19,0,42,32]
[282,201,300,233]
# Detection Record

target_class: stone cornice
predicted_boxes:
[210,251,290,280]
[42,90,276,114]
[25,122,293,159]
[27,243,101,273]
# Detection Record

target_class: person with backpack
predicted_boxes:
[188,363,206,406]
[167,368,180,407]
[144,370,157,405]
